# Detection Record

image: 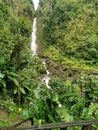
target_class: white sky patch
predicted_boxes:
[32,0,39,11]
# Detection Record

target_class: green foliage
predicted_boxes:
[0,119,10,127]
[49,75,98,121]
[37,2,98,126]
[17,74,98,126]
[38,0,98,62]
[1,0,98,128]
[24,85,59,124]
[0,0,37,110]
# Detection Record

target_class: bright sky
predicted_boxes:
[32,0,39,11]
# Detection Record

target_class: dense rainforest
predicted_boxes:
[0,0,98,129]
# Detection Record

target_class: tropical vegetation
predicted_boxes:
[0,0,98,129]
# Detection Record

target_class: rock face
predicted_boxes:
[43,58,82,80]
[44,59,64,78]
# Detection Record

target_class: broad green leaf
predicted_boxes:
[0,80,6,88]
[0,73,5,79]
[9,72,19,77]
[13,89,17,94]
[8,76,19,87]
[20,87,26,94]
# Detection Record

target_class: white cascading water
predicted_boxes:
[31,17,37,56]
[32,0,39,11]
[42,60,51,89]
[31,0,51,89]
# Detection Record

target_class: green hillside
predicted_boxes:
[0,0,36,126]
[0,0,98,129]
[38,0,98,73]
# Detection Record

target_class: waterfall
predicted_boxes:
[32,0,39,11]
[42,60,51,89]
[31,0,51,89]
[31,0,39,55]
[31,17,37,56]
[31,18,51,88]
[31,0,62,107]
